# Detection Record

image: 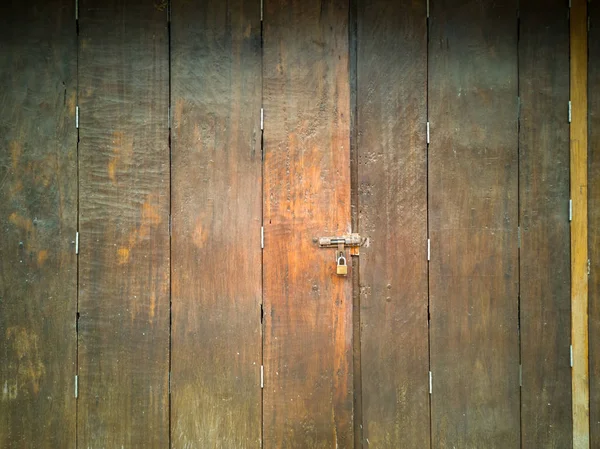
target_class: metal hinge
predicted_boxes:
[569,199,573,222]
[74,375,78,398]
[260,365,264,389]
[588,259,591,276]
[519,364,522,387]
[517,226,521,249]
[76,106,79,129]
[429,371,432,394]
[261,226,264,249]
[426,122,430,144]
[427,238,431,261]
[75,232,79,255]
[568,101,572,123]
[169,215,172,237]
[570,345,573,368]
[260,108,264,130]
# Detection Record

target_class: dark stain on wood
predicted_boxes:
[170,1,262,447]
[357,0,430,447]
[0,0,77,447]
[77,1,170,446]
[519,1,572,447]
[428,1,520,447]
[262,0,353,447]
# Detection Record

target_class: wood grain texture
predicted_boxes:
[263,0,353,447]
[77,1,170,446]
[518,1,572,447]
[570,1,590,448]
[428,1,520,447]
[357,1,429,447]
[170,1,262,447]
[0,1,77,447]
[589,1,600,446]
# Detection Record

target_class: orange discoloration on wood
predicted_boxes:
[192,221,208,248]
[10,141,22,171]
[117,247,130,264]
[8,212,33,233]
[36,250,49,266]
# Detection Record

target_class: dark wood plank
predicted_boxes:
[428,1,520,447]
[589,0,600,446]
[357,1,429,447]
[77,1,170,446]
[0,1,77,447]
[170,1,262,447]
[518,1,572,447]
[263,0,353,447]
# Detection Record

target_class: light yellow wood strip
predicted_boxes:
[570,0,590,447]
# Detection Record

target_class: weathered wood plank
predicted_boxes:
[428,1,520,447]
[570,0,590,447]
[518,1,572,447]
[77,1,170,446]
[263,0,353,447]
[357,1,429,447]
[589,2,600,446]
[0,1,77,447]
[170,1,262,447]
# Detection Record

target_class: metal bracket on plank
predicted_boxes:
[75,232,79,255]
[568,100,572,123]
[426,122,430,144]
[76,106,79,129]
[261,226,264,249]
[74,375,78,398]
[429,371,432,394]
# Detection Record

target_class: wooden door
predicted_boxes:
[0,1,578,448]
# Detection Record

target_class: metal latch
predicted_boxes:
[315,233,365,276]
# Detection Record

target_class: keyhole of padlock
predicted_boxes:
[336,252,348,276]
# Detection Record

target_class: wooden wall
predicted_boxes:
[0,0,590,448]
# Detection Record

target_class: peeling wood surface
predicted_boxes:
[519,1,572,447]
[357,1,430,447]
[170,1,262,447]
[428,1,520,447]
[0,0,77,447]
[77,1,170,446]
[262,0,353,447]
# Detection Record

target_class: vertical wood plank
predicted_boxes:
[170,1,262,447]
[0,1,77,447]
[589,2,600,446]
[428,1,520,447]
[570,0,590,447]
[78,1,170,446]
[263,0,353,447]
[519,1,572,447]
[357,1,429,447]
